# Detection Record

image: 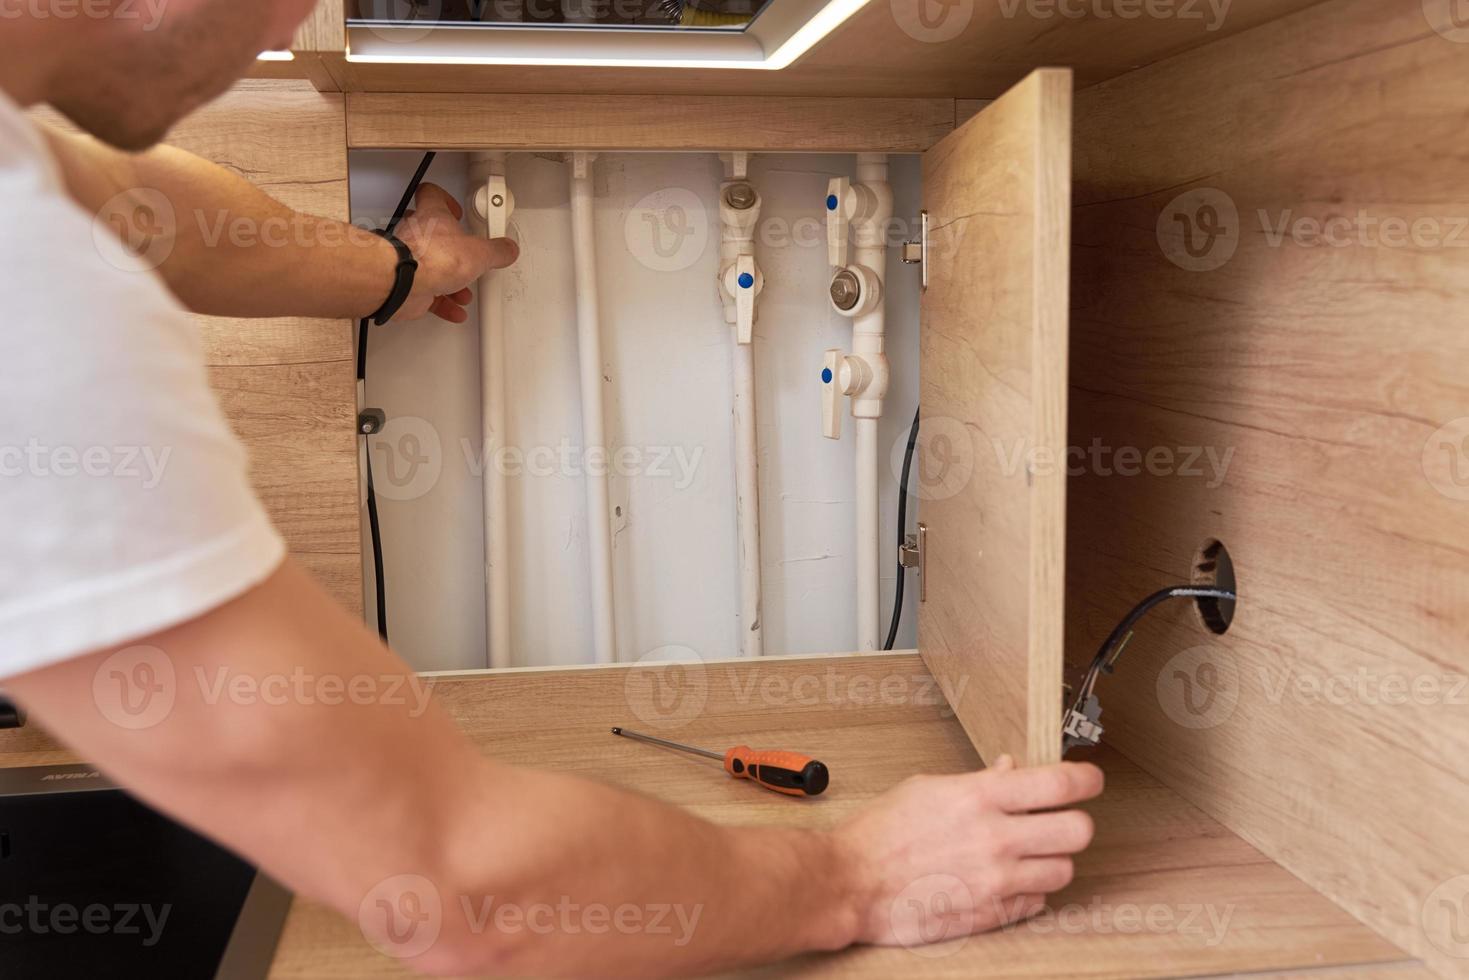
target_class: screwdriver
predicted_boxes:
[610,727,830,797]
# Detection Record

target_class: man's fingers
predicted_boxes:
[1008,857,1076,895]
[413,182,462,221]
[480,236,519,271]
[447,287,473,305]
[984,893,1045,930]
[429,295,469,324]
[987,762,1105,813]
[1006,810,1095,856]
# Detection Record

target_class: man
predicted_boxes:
[0,2,1104,975]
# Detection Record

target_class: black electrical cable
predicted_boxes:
[1070,585,1239,710]
[883,408,921,651]
[359,151,436,642]
[364,466,388,642]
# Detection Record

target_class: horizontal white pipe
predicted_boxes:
[571,155,618,665]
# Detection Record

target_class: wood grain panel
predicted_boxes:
[345,93,955,152]
[1067,0,1469,976]
[1198,967,1437,980]
[0,653,1408,976]
[262,654,1402,978]
[327,0,1322,99]
[165,81,362,612]
[918,69,1072,768]
[292,0,345,54]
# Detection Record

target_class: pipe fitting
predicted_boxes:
[828,263,883,319]
[723,181,758,211]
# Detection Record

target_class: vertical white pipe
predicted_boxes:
[570,153,618,665]
[471,153,512,670]
[855,417,880,650]
[732,344,763,657]
[852,153,891,652]
[721,157,764,658]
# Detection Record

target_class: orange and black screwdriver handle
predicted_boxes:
[724,747,830,797]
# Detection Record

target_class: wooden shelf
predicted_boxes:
[259,653,1411,978]
[0,654,1423,976]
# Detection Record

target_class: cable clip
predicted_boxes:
[358,409,386,436]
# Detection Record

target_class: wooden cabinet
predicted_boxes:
[346,68,1080,772]
[16,0,1462,975]
[232,0,1469,964]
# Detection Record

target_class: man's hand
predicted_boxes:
[390,183,519,325]
[837,755,1103,947]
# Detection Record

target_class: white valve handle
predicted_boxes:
[826,176,850,269]
[735,254,756,345]
[475,175,512,239]
[822,349,843,440]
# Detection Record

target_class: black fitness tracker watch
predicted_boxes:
[368,228,418,325]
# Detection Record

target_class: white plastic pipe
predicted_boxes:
[470,153,513,670]
[570,153,618,665]
[855,417,880,650]
[720,156,765,658]
[852,153,891,652]
[732,344,764,657]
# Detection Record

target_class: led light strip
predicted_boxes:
[764,0,867,69]
[344,0,870,70]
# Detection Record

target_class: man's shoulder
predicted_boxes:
[0,95,179,317]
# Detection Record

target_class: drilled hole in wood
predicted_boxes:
[1192,538,1237,635]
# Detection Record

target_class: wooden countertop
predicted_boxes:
[0,653,1427,978]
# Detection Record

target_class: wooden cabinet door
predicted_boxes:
[917,69,1072,768]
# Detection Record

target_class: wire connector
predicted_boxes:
[1061,585,1238,757]
[1062,696,1103,753]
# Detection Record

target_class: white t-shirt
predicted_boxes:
[0,92,286,679]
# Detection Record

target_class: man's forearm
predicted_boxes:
[42,125,398,319]
[6,562,858,978]
[436,757,860,976]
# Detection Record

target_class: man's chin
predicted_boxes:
[52,101,176,152]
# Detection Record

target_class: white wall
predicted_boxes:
[351,151,922,672]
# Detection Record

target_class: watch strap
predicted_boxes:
[369,229,419,326]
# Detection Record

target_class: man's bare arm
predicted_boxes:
[6,563,1102,977]
[40,126,514,323]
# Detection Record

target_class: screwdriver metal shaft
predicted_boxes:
[610,727,723,760]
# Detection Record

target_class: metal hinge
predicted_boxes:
[900,522,928,602]
[902,209,929,291]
